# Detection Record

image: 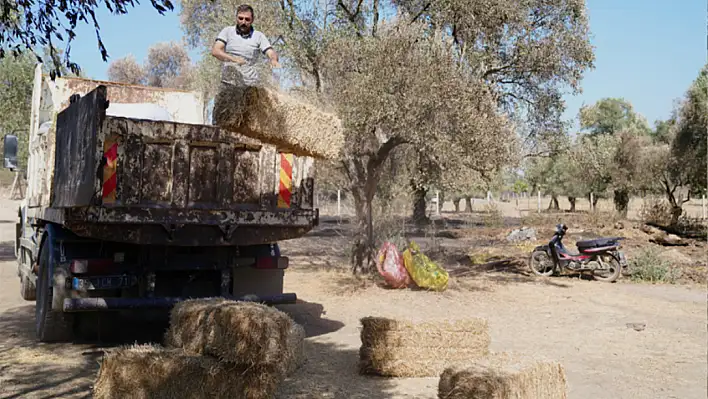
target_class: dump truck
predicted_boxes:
[3,64,319,342]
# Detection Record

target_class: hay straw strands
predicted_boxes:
[359,317,490,377]
[164,298,292,368]
[438,352,568,399]
[284,322,306,375]
[93,344,279,399]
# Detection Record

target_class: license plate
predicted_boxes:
[72,275,137,290]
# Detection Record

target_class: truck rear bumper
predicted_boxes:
[56,208,319,246]
[62,293,297,312]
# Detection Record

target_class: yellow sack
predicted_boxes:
[402,241,449,291]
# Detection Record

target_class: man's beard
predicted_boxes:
[237,24,250,33]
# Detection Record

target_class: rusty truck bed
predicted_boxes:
[41,85,317,246]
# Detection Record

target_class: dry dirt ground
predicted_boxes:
[0,197,706,399]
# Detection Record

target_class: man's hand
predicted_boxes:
[231,56,247,66]
[270,59,282,68]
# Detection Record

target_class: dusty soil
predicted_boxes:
[0,198,706,399]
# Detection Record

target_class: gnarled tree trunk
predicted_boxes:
[547,195,559,210]
[568,196,576,212]
[613,189,630,217]
[345,137,406,274]
[412,184,429,227]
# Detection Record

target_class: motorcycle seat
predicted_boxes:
[576,237,621,251]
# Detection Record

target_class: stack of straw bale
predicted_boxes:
[437,352,568,399]
[213,64,344,160]
[93,344,278,399]
[164,298,292,367]
[94,298,306,399]
[359,317,490,377]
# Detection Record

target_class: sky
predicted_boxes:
[62,0,706,129]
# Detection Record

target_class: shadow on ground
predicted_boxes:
[0,241,16,262]
[277,340,402,399]
[276,300,401,399]
[0,300,400,399]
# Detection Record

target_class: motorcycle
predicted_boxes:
[529,223,628,283]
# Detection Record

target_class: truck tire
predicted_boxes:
[20,273,36,301]
[35,245,74,342]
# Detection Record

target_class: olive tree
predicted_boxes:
[107,55,146,85]
[578,98,652,215]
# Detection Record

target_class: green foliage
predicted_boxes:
[579,97,652,136]
[0,52,35,169]
[512,178,529,195]
[671,64,707,193]
[628,247,681,284]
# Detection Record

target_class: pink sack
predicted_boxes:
[375,242,412,289]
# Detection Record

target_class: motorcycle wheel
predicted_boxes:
[592,253,621,283]
[529,250,555,277]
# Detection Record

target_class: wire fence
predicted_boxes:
[315,189,708,221]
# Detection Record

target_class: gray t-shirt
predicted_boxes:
[216,26,273,86]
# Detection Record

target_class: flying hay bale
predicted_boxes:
[213,67,344,160]
[93,344,279,399]
[437,352,568,399]
[164,298,292,368]
[359,317,490,377]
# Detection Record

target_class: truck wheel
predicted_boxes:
[20,274,36,301]
[35,245,74,342]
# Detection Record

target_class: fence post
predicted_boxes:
[703,195,706,219]
[438,191,442,216]
[537,191,541,213]
[337,190,341,217]
[590,192,594,212]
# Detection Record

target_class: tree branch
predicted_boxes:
[411,3,431,23]
[483,64,513,79]
[372,0,379,37]
[368,136,408,173]
[337,0,364,23]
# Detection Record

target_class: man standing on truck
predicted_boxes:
[211,4,281,87]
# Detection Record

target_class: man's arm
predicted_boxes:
[264,48,280,68]
[211,40,246,65]
[258,33,280,68]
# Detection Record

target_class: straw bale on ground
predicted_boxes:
[284,322,306,375]
[164,298,292,368]
[213,67,344,160]
[359,317,490,377]
[438,352,568,399]
[93,344,279,399]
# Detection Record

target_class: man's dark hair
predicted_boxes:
[237,4,254,18]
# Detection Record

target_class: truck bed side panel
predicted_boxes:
[105,118,265,209]
[52,87,104,208]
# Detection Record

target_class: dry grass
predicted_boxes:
[438,352,568,399]
[93,344,279,399]
[359,317,490,377]
[164,298,292,369]
[213,68,344,160]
